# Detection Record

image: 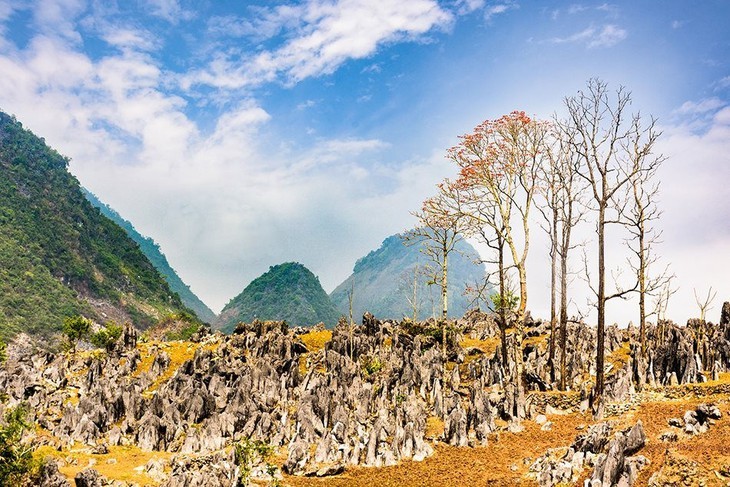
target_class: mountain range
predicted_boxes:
[330,234,486,321]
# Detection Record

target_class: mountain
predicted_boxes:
[215,262,341,332]
[0,111,190,339]
[83,189,216,323]
[330,233,486,321]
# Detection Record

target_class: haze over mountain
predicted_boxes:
[0,111,191,339]
[215,262,341,333]
[83,189,216,323]
[330,233,486,322]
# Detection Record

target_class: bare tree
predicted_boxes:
[621,141,671,357]
[695,287,718,323]
[539,120,586,390]
[564,79,662,413]
[447,111,549,420]
[403,190,467,359]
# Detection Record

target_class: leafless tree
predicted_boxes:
[403,190,468,359]
[564,79,662,413]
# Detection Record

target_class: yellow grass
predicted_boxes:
[299,330,332,352]
[35,444,173,485]
[459,337,500,356]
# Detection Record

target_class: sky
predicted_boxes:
[0,0,728,325]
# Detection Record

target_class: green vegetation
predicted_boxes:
[158,312,203,341]
[0,338,6,364]
[83,189,216,323]
[216,262,340,333]
[330,233,486,321]
[234,438,280,487]
[0,405,39,485]
[62,315,91,352]
[90,321,123,351]
[0,111,191,339]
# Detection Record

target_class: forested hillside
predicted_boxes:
[0,111,189,339]
[215,262,341,332]
[83,189,216,323]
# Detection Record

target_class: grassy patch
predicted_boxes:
[35,444,173,485]
[299,330,332,352]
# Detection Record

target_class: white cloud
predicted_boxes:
[547,24,626,48]
[484,1,518,21]
[671,20,684,29]
[144,0,193,23]
[184,0,453,90]
[675,97,726,115]
[588,24,626,48]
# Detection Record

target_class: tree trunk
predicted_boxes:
[638,222,646,357]
[441,241,448,361]
[594,204,606,413]
[549,205,558,378]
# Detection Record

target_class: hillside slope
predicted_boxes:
[0,111,189,339]
[215,262,341,332]
[83,189,216,323]
[330,233,486,321]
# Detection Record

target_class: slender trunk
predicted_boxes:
[595,204,606,410]
[441,241,448,361]
[549,205,558,374]
[559,214,572,391]
[638,223,646,357]
[513,263,527,420]
[498,239,508,367]
[412,269,419,322]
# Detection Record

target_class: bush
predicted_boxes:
[0,339,6,364]
[234,438,279,486]
[90,321,123,351]
[0,405,39,485]
[62,315,91,352]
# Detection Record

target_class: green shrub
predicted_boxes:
[62,315,91,352]
[90,321,123,351]
[0,338,6,364]
[234,438,279,486]
[0,405,39,485]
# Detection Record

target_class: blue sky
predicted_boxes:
[0,0,728,323]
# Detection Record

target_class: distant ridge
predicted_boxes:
[215,262,341,332]
[83,189,216,323]
[0,111,191,339]
[330,233,486,321]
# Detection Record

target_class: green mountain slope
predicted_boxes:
[83,189,216,323]
[330,233,486,321]
[0,111,189,339]
[215,262,341,333]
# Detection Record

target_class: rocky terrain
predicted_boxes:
[2,305,730,486]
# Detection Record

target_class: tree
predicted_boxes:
[63,315,91,352]
[403,190,468,359]
[539,121,585,389]
[622,143,671,358]
[90,321,123,352]
[0,405,38,485]
[565,79,661,412]
[448,111,549,419]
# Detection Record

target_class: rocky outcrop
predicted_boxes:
[530,421,648,487]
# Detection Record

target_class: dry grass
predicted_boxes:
[137,340,218,397]
[35,444,173,485]
[299,330,332,352]
[459,337,499,356]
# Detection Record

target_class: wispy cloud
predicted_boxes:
[547,24,627,48]
[184,0,453,90]
[675,97,726,115]
[484,1,518,21]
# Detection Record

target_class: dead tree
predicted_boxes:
[565,79,661,414]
